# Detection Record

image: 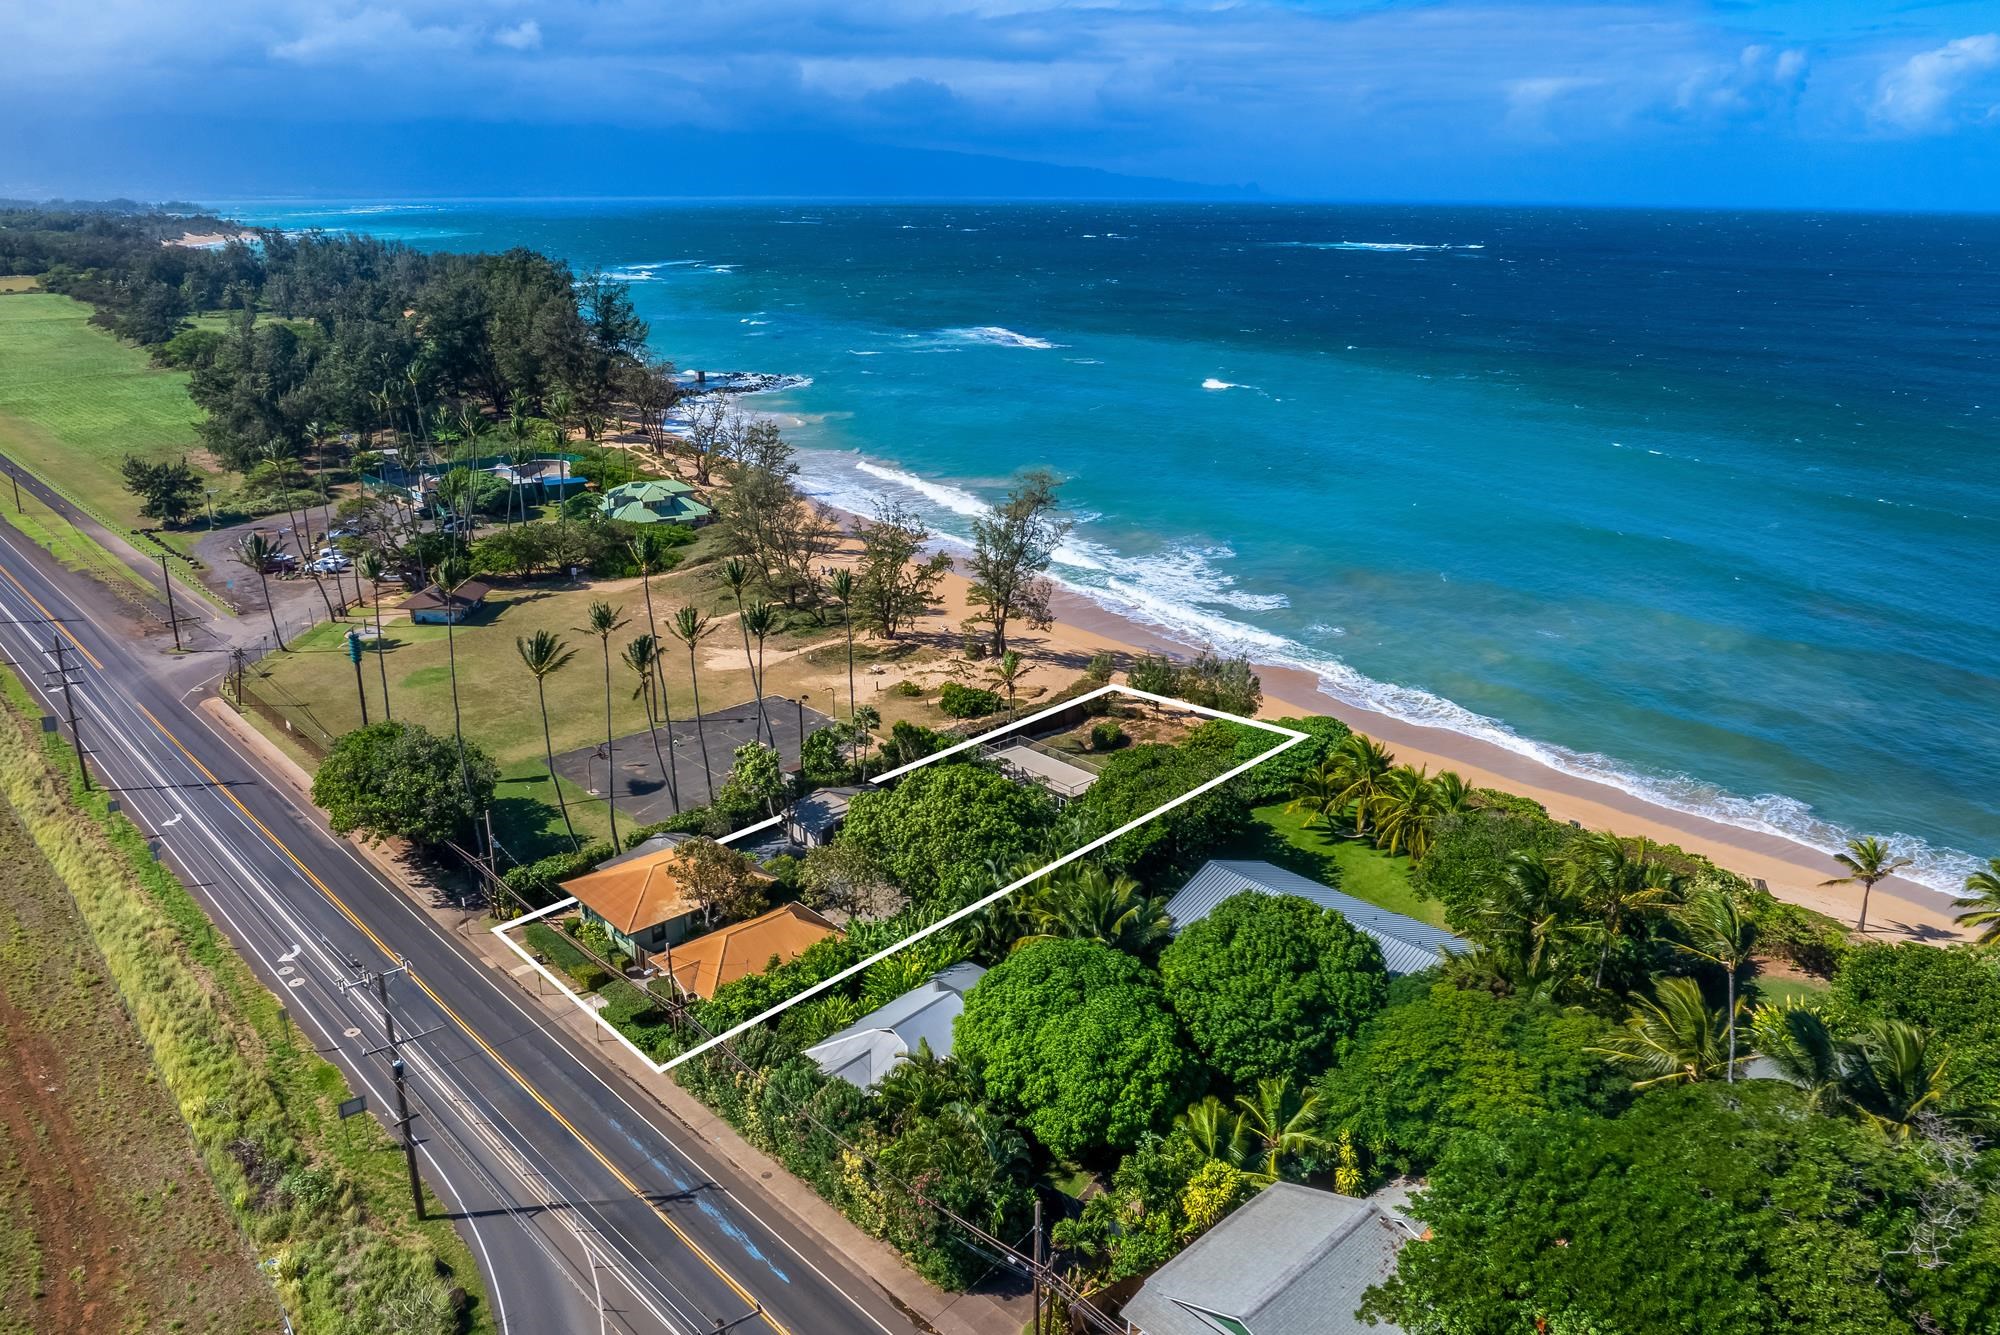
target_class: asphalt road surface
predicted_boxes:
[553,695,838,824]
[0,523,919,1335]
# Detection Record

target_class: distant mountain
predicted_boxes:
[3,116,1260,203]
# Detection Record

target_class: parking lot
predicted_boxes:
[550,694,838,826]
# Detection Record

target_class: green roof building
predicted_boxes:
[598,478,713,526]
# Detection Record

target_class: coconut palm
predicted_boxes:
[235,533,287,650]
[742,600,779,744]
[1568,831,1683,990]
[433,554,477,823]
[1841,1020,1967,1138]
[622,633,675,810]
[1232,1077,1330,1182]
[1023,866,1173,955]
[827,565,858,728]
[1749,998,1844,1112]
[626,531,679,808]
[516,630,581,850]
[1588,976,1741,1088]
[1672,888,1757,1081]
[986,649,1026,718]
[1954,857,2000,945]
[720,557,774,744]
[668,606,717,805]
[581,600,629,848]
[357,550,393,720]
[874,1041,975,1131]
[1467,850,1580,998]
[1369,765,1470,861]
[1176,1095,1246,1168]
[1330,733,1396,837]
[1822,835,1913,935]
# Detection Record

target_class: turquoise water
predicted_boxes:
[226,200,2000,890]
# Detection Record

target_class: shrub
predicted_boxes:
[938,682,1002,718]
[1127,653,1179,696]
[1159,891,1389,1086]
[1084,650,1116,683]
[1071,740,1249,879]
[1090,720,1125,751]
[311,719,497,846]
[892,680,926,698]
[840,762,1055,908]
[504,839,615,906]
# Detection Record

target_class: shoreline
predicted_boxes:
[866,538,1970,945]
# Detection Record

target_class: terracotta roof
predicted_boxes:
[560,846,701,936]
[667,904,839,999]
[399,578,494,612]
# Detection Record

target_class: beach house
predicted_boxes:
[557,841,734,957]
[803,962,986,1088]
[664,903,839,999]
[1166,859,1464,976]
[598,478,713,526]
[1123,1183,1415,1335]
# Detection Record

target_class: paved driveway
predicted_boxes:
[550,694,838,824]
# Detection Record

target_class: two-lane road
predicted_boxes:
[0,524,917,1335]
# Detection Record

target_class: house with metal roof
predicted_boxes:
[599,477,713,526]
[802,963,986,1088]
[783,786,863,848]
[1166,860,1463,976]
[1123,1183,1415,1335]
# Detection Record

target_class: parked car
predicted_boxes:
[310,555,352,574]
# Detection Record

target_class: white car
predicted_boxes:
[310,555,352,574]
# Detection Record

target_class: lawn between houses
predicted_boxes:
[0,292,223,561]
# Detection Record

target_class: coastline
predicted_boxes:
[891,545,1970,945]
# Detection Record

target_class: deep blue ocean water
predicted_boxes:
[225,200,2000,890]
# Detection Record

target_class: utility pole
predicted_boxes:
[158,553,182,651]
[1032,1197,1044,1335]
[49,634,90,790]
[352,967,430,1222]
[8,465,20,513]
[229,646,246,710]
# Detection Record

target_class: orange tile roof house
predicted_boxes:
[560,844,716,956]
[665,904,839,999]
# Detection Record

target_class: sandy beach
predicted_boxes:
[889,553,1969,945]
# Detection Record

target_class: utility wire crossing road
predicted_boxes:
[0,526,917,1335]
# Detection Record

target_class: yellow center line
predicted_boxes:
[0,563,106,670]
[37,610,788,1335]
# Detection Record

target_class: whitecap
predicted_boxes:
[847,350,882,357]
[942,325,1063,350]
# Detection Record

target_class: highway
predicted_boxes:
[0,522,919,1335]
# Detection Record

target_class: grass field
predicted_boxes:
[0,797,278,1335]
[0,668,491,1333]
[0,293,219,558]
[0,277,41,294]
[1231,800,1444,928]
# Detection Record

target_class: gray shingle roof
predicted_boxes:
[1166,860,1463,976]
[1123,1183,1413,1335]
[803,963,986,1088]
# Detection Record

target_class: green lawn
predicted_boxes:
[0,293,220,557]
[1228,800,1446,929]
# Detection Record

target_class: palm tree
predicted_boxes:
[1750,998,1845,1113]
[1369,765,1470,860]
[581,600,629,848]
[669,606,717,805]
[1176,1095,1246,1168]
[1840,1020,1966,1138]
[874,1041,974,1131]
[1468,850,1579,998]
[626,531,679,809]
[1024,866,1174,955]
[1588,976,1741,1088]
[433,554,478,827]
[721,558,773,745]
[1330,733,1396,838]
[517,630,581,850]
[358,550,393,720]
[742,599,778,744]
[236,533,287,650]
[1672,888,1757,1081]
[1822,835,1913,935]
[1954,857,2000,945]
[622,633,675,811]
[1568,831,1683,990]
[827,565,858,734]
[1285,754,1348,834]
[987,649,1026,718]
[1232,1077,1330,1182]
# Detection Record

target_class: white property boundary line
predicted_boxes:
[493,685,1309,1073]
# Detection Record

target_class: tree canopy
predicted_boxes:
[838,761,1055,909]
[1159,892,1389,1087]
[311,720,495,845]
[1316,982,1623,1176]
[956,937,1196,1158]
[1071,732,1251,879]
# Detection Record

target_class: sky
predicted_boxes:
[2,0,1998,208]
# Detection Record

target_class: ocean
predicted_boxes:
[222,199,2000,892]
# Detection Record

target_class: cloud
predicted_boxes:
[1872,33,2000,134]
[493,19,542,51]
[270,8,475,66]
